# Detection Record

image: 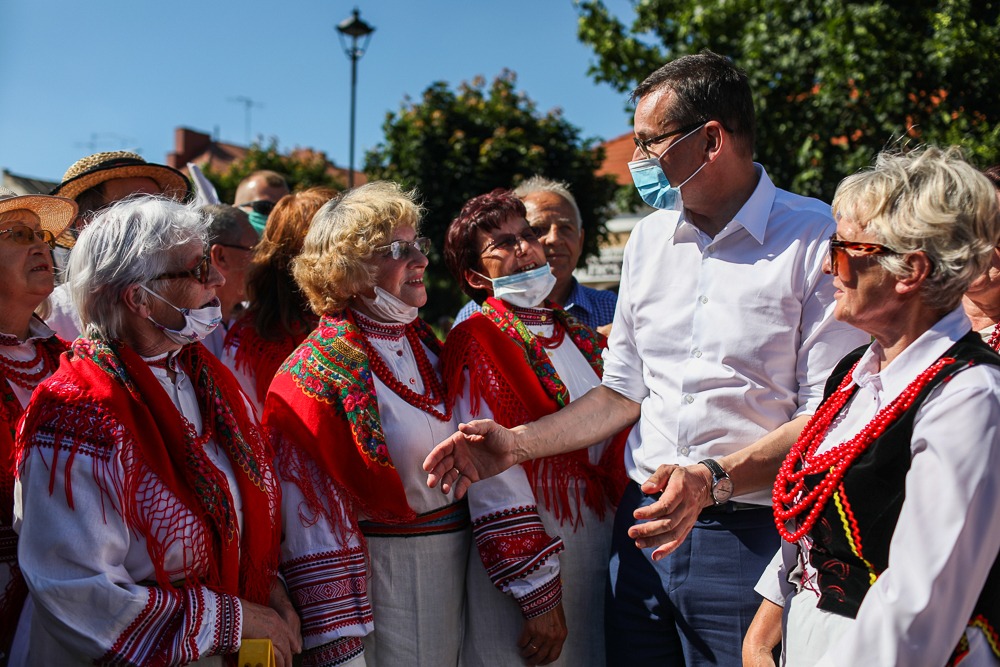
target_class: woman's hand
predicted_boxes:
[241,597,301,667]
[518,603,567,665]
[268,579,303,654]
[742,599,783,667]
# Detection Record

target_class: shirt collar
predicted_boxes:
[0,315,57,347]
[675,163,773,246]
[562,279,588,315]
[851,306,973,401]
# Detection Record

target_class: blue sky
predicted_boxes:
[1,0,638,184]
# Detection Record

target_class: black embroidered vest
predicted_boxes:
[803,332,1000,654]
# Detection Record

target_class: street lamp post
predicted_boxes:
[336,8,375,190]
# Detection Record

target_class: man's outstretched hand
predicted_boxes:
[423,419,520,498]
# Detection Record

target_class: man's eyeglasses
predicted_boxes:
[633,121,707,159]
[376,237,431,260]
[239,200,276,216]
[216,242,256,253]
[481,228,541,256]
[154,253,213,284]
[828,234,900,273]
[0,225,57,250]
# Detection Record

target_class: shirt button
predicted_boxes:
[699,295,709,305]
[692,349,702,358]
[678,446,690,456]
[684,394,695,404]
[396,349,404,356]
[409,378,416,385]
[706,246,715,255]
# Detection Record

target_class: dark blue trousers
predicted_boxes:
[605,482,779,666]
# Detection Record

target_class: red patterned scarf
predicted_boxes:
[0,333,67,653]
[263,310,443,528]
[16,339,280,605]
[225,313,317,405]
[442,297,628,526]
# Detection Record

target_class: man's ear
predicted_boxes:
[209,243,227,271]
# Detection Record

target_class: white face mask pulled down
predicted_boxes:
[475,263,558,309]
[141,285,223,346]
[358,286,419,325]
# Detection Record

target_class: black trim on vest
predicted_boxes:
[800,332,1000,649]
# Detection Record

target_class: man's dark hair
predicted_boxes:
[631,50,756,156]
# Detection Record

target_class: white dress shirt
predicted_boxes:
[602,164,869,503]
[756,307,1000,666]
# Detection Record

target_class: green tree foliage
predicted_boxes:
[577,0,1000,200]
[202,139,345,204]
[363,71,620,323]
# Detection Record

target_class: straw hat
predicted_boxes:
[51,150,191,202]
[0,186,78,238]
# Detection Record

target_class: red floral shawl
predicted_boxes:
[443,297,628,526]
[15,339,280,605]
[0,333,67,652]
[263,310,444,527]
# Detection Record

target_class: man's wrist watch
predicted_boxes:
[698,459,734,505]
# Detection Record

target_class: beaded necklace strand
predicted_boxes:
[773,356,954,543]
[356,325,451,422]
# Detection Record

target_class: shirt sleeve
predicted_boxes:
[15,432,241,664]
[601,226,649,403]
[275,434,373,665]
[817,365,1000,666]
[455,379,564,619]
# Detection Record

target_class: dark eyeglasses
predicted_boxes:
[633,121,707,159]
[154,253,213,284]
[376,237,431,260]
[481,228,540,256]
[0,225,57,250]
[216,242,256,253]
[828,234,900,273]
[239,200,276,216]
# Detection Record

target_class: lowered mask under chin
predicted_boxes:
[358,286,419,324]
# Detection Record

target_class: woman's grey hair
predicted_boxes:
[68,195,208,339]
[833,146,1000,311]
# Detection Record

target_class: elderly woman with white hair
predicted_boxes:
[12,197,300,666]
[264,180,565,666]
[742,147,1000,667]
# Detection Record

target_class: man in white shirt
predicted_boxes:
[426,51,868,665]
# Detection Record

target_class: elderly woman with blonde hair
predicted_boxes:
[13,196,300,666]
[264,181,565,666]
[743,147,1000,666]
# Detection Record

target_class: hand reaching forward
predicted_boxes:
[423,419,520,498]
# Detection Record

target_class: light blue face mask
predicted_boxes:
[473,263,557,308]
[628,123,706,211]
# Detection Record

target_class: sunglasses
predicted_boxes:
[376,237,431,260]
[239,200,277,216]
[481,228,540,256]
[827,233,900,273]
[0,224,57,250]
[153,253,213,284]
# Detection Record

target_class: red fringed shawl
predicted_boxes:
[15,339,280,606]
[0,334,67,653]
[225,313,317,405]
[263,310,444,527]
[442,297,628,527]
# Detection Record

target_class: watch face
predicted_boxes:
[713,477,734,503]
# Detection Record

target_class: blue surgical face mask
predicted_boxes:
[628,123,706,211]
